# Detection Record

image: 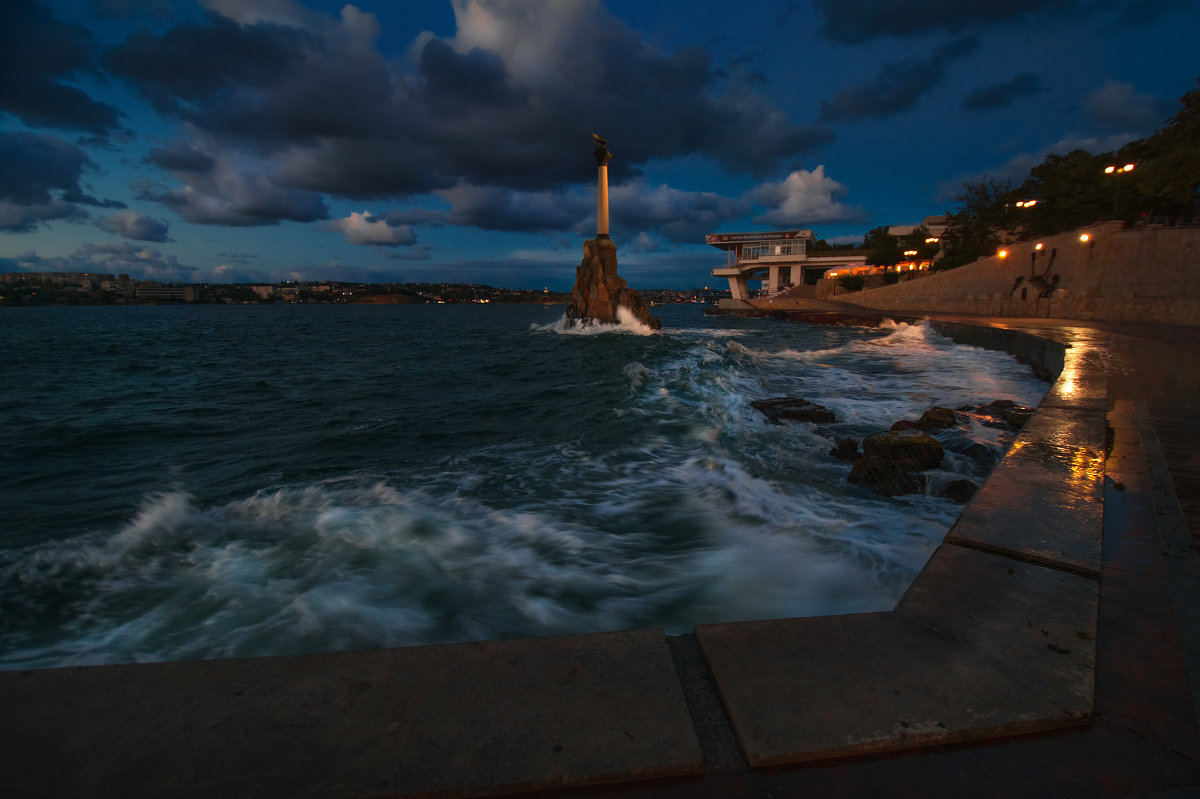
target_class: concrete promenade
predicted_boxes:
[3,314,1199,798]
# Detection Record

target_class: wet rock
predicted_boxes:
[1005,409,1034,428]
[848,431,944,496]
[941,435,999,471]
[829,437,861,461]
[968,399,1037,429]
[861,431,945,469]
[751,397,837,424]
[566,237,661,329]
[890,419,921,432]
[919,406,958,430]
[847,456,927,496]
[938,478,979,503]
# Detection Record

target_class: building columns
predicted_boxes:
[727,276,750,300]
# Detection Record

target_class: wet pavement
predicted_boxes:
[506,315,1200,799]
[3,315,1199,799]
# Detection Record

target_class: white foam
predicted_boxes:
[531,307,659,336]
[0,309,1050,669]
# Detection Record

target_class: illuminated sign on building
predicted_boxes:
[704,230,813,245]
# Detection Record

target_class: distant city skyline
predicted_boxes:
[2,0,1197,289]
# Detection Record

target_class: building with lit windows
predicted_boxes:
[706,230,866,302]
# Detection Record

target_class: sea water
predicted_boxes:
[0,303,1048,668]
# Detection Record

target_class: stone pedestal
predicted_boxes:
[565,237,661,330]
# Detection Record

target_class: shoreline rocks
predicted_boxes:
[565,237,661,330]
[847,430,945,497]
[751,397,837,424]
[748,395,1031,502]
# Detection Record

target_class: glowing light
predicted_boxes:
[925,237,939,243]
[998,249,1008,258]
[1105,165,1115,174]
[1080,233,1090,242]
[1123,163,1135,172]
[1035,242,1044,250]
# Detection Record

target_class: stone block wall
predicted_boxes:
[835,224,1200,325]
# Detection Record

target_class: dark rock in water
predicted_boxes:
[1005,409,1034,428]
[861,431,945,469]
[890,419,921,432]
[848,431,945,497]
[829,437,861,461]
[751,397,837,424]
[941,435,999,471]
[919,406,958,430]
[848,456,927,496]
[969,399,1036,429]
[565,237,661,330]
[938,478,979,503]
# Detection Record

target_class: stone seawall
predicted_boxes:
[829,224,1200,326]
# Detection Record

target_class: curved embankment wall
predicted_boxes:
[825,223,1200,325]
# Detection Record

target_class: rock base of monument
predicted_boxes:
[565,236,661,330]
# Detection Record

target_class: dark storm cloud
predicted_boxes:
[95,211,171,242]
[0,1,123,135]
[610,180,750,244]
[430,178,752,245]
[811,0,1189,44]
[818,36,978,122]
[0,133,93,205]
[0,131,124,231]
[418,40,516,106]
[102,0,832,226]
[437,183,589,233]
[144,141,216,173]
[0,201,88,233]
[961,73,1045,111]
[104,12,308,116]
[134,166,328,227]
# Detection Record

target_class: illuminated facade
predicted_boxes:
[706,230,866,301]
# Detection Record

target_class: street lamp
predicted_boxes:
[1104,163,1135,217]
[1005,199,1037,229]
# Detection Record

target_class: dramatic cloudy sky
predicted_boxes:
[1,0,1196,289]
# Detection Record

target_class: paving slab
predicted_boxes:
[1039,343,1108,411]
[945,405,1106,577]
[896,543,1097,713]
[0,629,703,799]
[694,613,1087,768]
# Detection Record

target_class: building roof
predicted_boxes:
[705,230,813,249]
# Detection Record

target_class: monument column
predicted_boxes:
[592,134,612,239]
